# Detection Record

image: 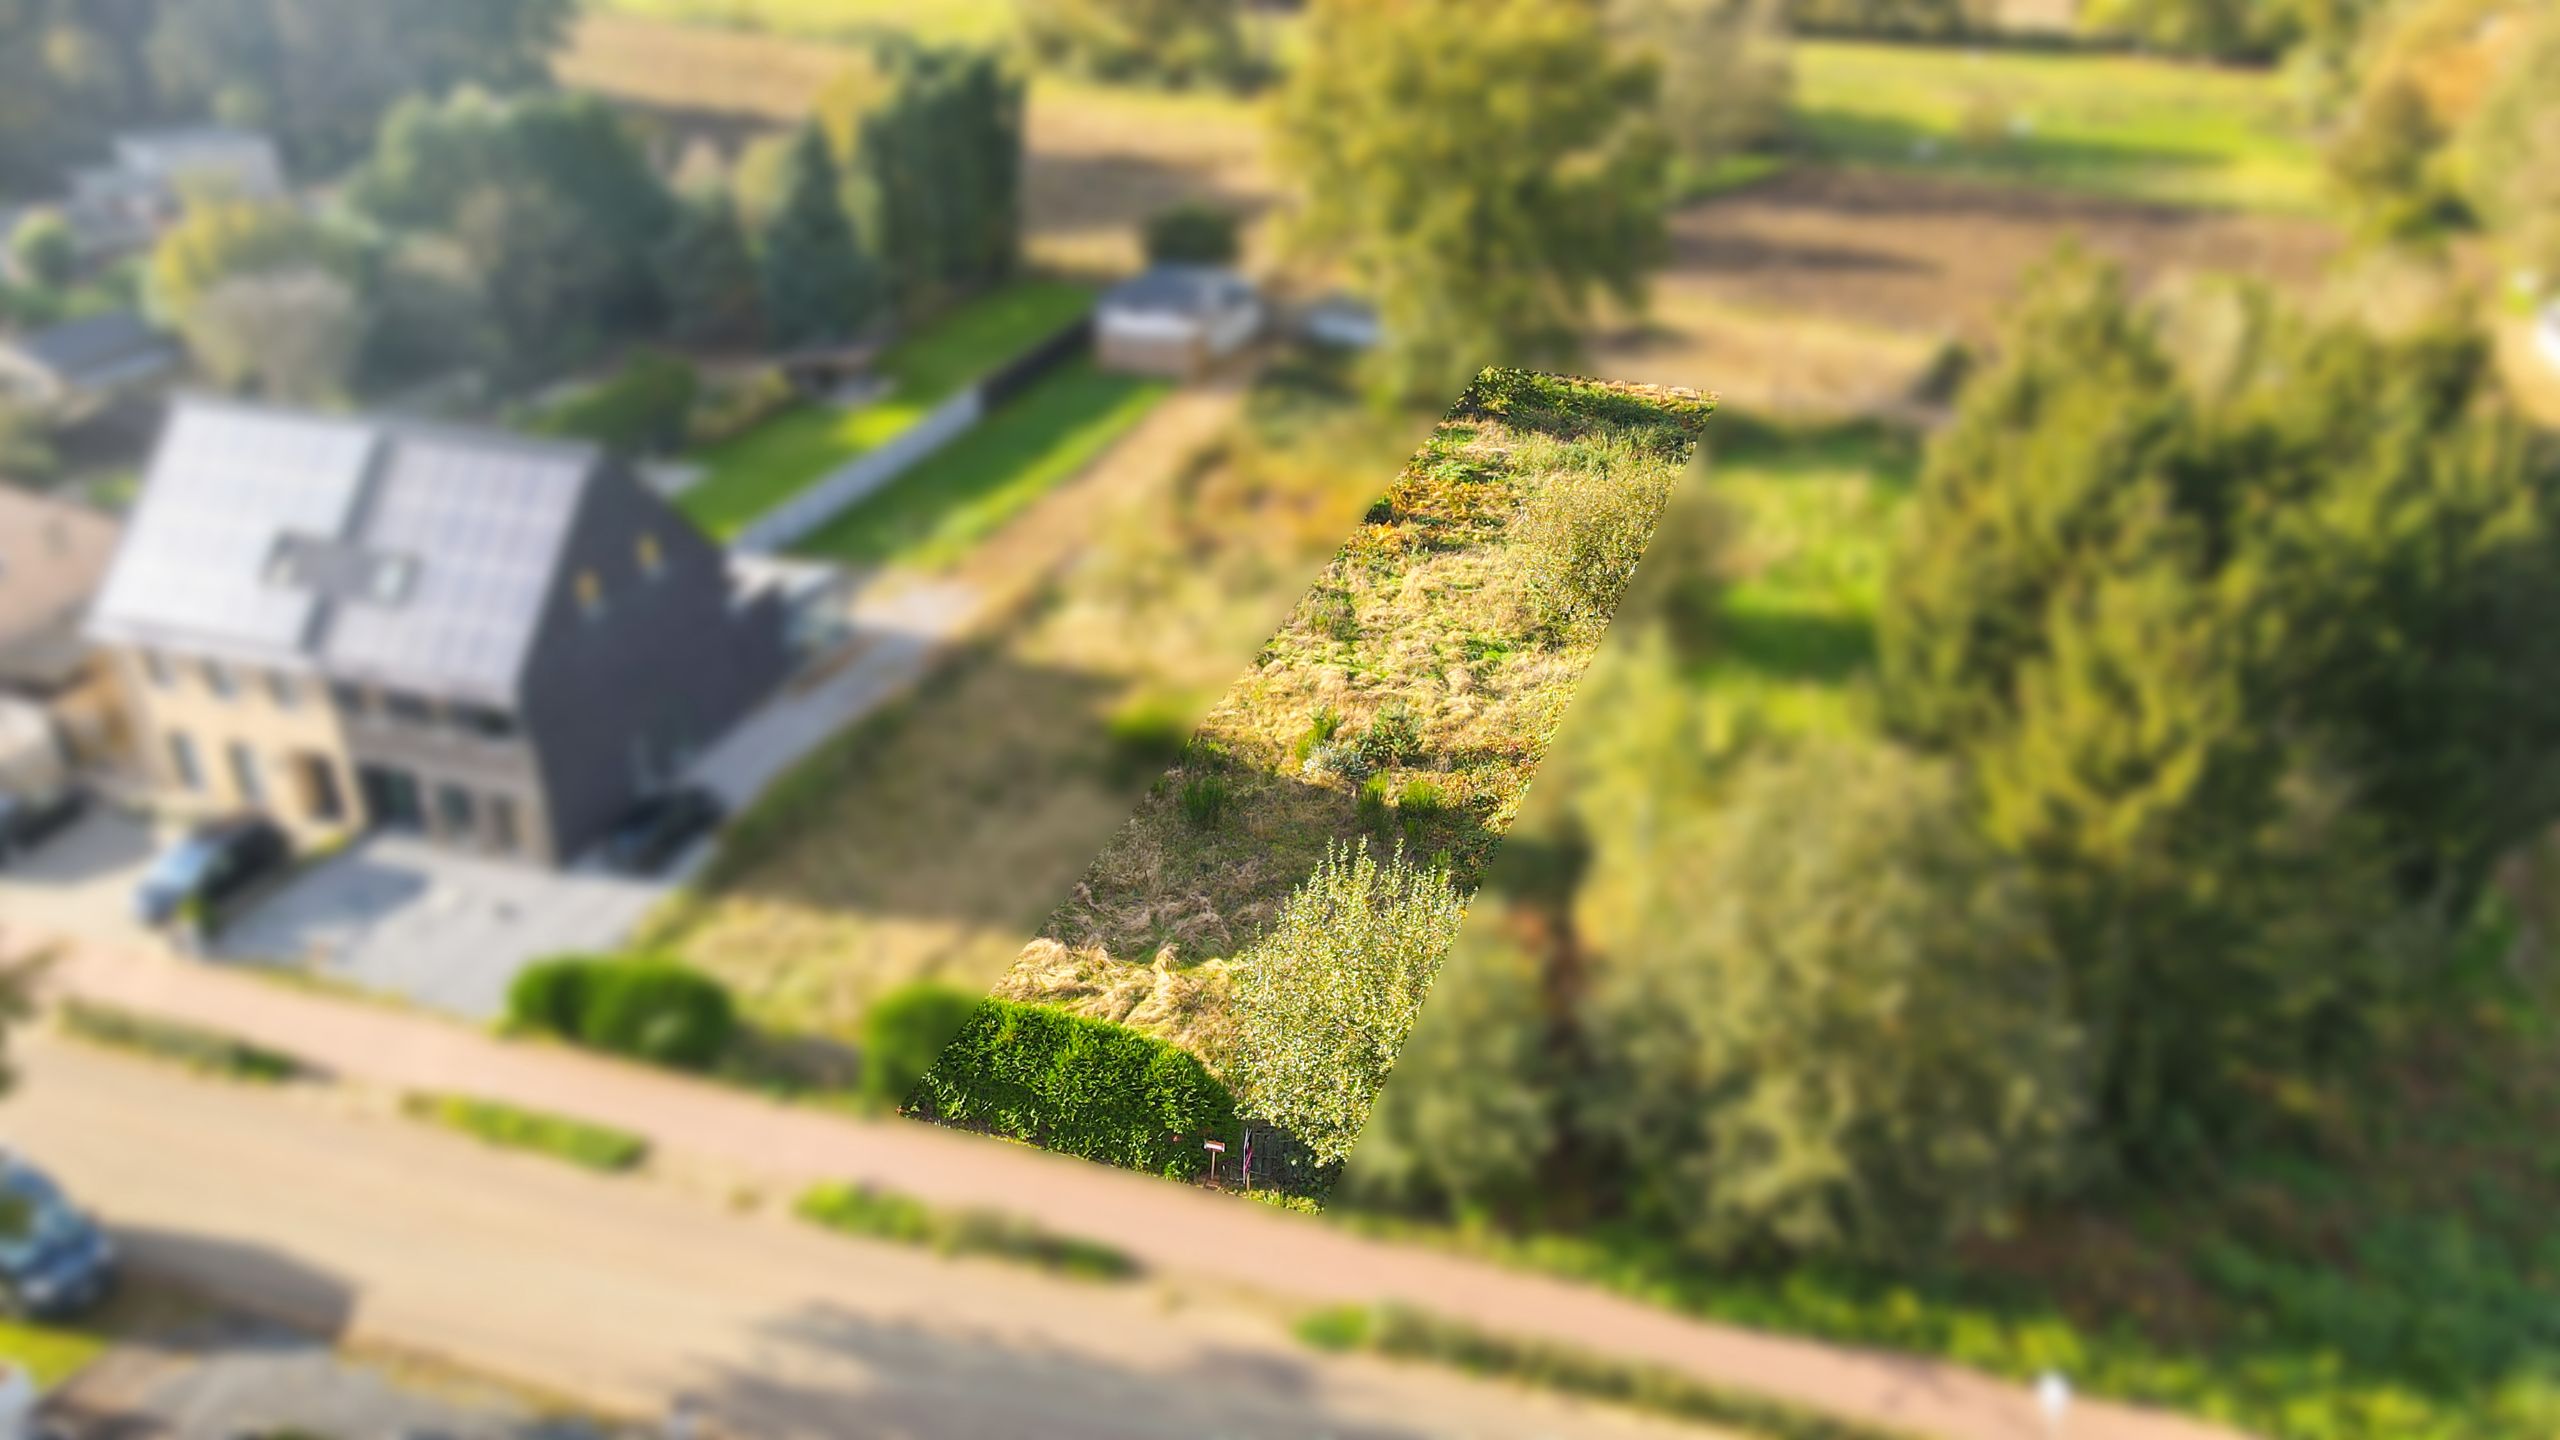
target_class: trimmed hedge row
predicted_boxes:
[506,954,736,1072]
[909,998,1238,1179]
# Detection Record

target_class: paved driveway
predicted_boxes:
[210,834,699,1020]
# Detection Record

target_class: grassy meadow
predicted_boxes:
[676,279,1096,538]
[1793,39,2324,211]
[789,358,1168,570]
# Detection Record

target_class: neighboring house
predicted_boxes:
[0,487,126,765]
[1094,265,1263,379]
[40,126,288,262]
[0,311,181,420]
[1297,293,1383,353]
[86,399,793,866]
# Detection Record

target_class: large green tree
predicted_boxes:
[1273,0,1670,401]
[148,0,571,171]
[836,43,1025,321]
[656,191,764,349]
[352,91,676,374]
[1020,0,1257,89]
[758,125,879,348]
[1609,0,1792,187]
[1882,254,2560,1167]
[1585,740,2083,1262]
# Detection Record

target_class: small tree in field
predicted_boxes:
[760,125,879,347]
[1231,840,1467,1167]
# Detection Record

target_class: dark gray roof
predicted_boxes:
[4,310,176,387]
[87,399,601,705]
[1099,265,1257,320]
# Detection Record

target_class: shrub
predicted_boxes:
[1231,840,1466,1166]
[1355,702,1425,768]
[796,1182,1138,1280]
[1511,435,1681,630]
[1143,201,1243,266]
[1293,706,1345,763]
[404,1094,648,1172]
[686,367,797,448]
[8,211,77,290]
[1396,777,1446,847]
[860,981,984,1109]
[1180,774,1231,827]
[507,954,737,1072]
[59,1001,303,1083]
[910,999,1239,1179]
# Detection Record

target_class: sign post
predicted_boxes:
[2036,1371,2071,1440]
[1202,1137,1226,1187]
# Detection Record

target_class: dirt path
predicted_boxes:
[8,1034,1734,1440]
[23,939,2252,1440]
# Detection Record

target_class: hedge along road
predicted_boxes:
[30,939,2250,1440]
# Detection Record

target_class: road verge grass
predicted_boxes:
[794,1181,1139,1281]
[1296,1302,1924,1440]
[400,1094,651,1173]
[56,1001,306,1083]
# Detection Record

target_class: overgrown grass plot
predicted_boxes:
[911,370,1713,1185]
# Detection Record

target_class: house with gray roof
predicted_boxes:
[86,398,792,865]
[1094,264,1262,378]
[0,310,180,419]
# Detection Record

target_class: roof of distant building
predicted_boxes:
[1099,264,1258,322]
[0,310,178,392]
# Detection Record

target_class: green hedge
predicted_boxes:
[910,998,1238,1179]
[506,955,737,1071]
[59,1000,304,1083]
[404,1093,649,1172]
[860,982,984,1109]
[796,1181,1137,1281]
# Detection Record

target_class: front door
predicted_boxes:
[357,764,424,832]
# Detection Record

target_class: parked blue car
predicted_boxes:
[0,1155,116,1319]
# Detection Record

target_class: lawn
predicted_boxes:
[0,1317,105,1388]
[1684,418,1917,735]
[1793,39,2324,212]
[675,279,1097,539]
[584,0,1017,46]
[788,359,1168,570]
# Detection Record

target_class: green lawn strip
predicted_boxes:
[1297,1302,1924,1440]
[57,1000,306,1083]
[1792,39,2321,212]
[587,0,1018,45]
[400,1094,651,1173]
[677,279,1097,538]
[794,1181,1139,1281]
[788,359,1169,570]
[0,1317,106,1389]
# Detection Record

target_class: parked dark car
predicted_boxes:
[132,815,292,927]
[601,786,725,875]
[0,786,83,863]
[0,1154,116,1319]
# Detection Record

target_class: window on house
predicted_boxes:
[576,568,606,620]
[488,794,520,854]
[385,691,435,726]
[141,650,172,688]
[202,660,235,699]
[227,741,264,806]
[636,533,665,580]
[330,681,368,717]
[435,783,477,841]
[167,731,201,791]
[452,704,517,741]
[266,671,299,708]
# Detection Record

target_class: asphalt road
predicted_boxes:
[4,1034,1731,1440]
